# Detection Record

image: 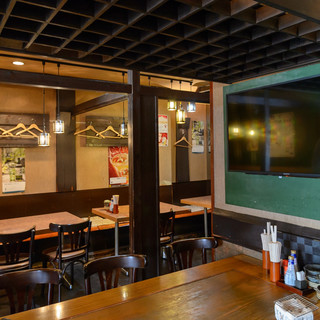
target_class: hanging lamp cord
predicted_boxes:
[42,61,46,131]
[57,63,60,120]
[122,72,125,122]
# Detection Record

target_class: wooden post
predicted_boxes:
[56,90,76,192]
[128,70,160,279]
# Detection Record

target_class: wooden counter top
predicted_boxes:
[7,255,319,320]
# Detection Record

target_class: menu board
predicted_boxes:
[108,146,129,186]
[2,148,26,193]
[192,120,204,153]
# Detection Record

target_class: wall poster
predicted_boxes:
[108,146,129,187]
[192,120,205,153]
[158,114,168,147]
[2,148,26,193]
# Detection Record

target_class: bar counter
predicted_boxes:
[6,255,320,319]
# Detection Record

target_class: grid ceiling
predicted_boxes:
[0,0,320,83]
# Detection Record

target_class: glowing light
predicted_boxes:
[233,127,239,134]
[12,61,24,66]
[249,130,255,136]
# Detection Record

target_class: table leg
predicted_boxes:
[204,208,208,237]
[115,221,119,255]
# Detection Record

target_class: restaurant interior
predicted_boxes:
[0,0,320,319]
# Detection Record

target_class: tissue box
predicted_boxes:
[274,294,317,320]
[295,280,308,290]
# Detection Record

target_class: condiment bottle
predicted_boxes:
[110,199,114,213]
[284,256,296,286]
[291,250,298,273]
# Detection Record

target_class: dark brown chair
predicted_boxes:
[159,210,175,271]
[0,268,62,314]
[84,254,147,295]
[0,226,35,274]
[171,237,218,271]
[42,220,91,288]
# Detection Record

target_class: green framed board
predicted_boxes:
[224,63,320,220]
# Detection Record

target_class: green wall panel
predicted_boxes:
[224,62,320,220]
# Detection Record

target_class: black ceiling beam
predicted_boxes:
[0,69,132,93]
[0,0,16,35]
[73,93,127,116]
[255,0,320,24]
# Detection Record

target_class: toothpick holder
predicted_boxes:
[270,262,281,282]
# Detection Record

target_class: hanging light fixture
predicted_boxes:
[167,79,177,111]
[120,72,127,136]
[39,61,50,147]
[53,63,64,134]
[176,103,186,124]
[187,81,196,112]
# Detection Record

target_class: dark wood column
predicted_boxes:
[128,70,160,279]
[56,90,76,192]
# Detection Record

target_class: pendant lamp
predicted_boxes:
[187,82,196,112]
[39,62,50,147]
[53,63,64,134]
[120,72,127,136]
[167,80,177,111]
[176,103,186,124]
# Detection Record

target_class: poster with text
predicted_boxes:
[158,114,168,147]
[192,120,204,153]
[2,148,26,193]
[108,146,129,186]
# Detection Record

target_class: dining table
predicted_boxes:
[6,254,319,320]
[180,195,211,237]
[92,202,190,255]
[0,212,84,235]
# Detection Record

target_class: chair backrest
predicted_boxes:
[171,237,218,271]
[159,210,175,244]
[0,268,62,314]
[0,226,35,273]
[49,220,91,267]
[84,254,147,295]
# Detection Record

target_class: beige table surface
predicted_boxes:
[180,195,211,237]
[92,202,190,255]
[0,212,84,234]
[180,195,211,208]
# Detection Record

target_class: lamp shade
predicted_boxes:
[120,121,127,136]
[176,107,185,124]
[38,132,50,147]
[187,101,196,112]
[167,100,177,111]
[53,119,64,133]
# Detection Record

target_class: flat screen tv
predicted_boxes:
[226,77,320,177]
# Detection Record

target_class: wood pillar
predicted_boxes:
[56,90,76,192]
[210,82,215,236]
[128,70,160,279]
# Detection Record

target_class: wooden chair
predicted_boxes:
[42,220,91,288]
[0,268,62,314]
[0,226,35,274]
[171,237,218,271]
[84,254,147,295]
[159,210,175,271]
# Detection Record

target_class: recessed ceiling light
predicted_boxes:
[13,61,24,66]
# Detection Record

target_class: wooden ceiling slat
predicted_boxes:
[0,0,17,35]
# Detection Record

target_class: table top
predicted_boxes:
[92,202,191,223]
[0,212,84,234]
[7,254,319,320]
[180,195,212,208]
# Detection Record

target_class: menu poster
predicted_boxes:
[158,114,168,147]
[108,146,129,186]
[192,121,205,153]
[2,148,26,193]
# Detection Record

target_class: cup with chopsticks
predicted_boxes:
[261,221,271,270]
[268,225,282,282]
